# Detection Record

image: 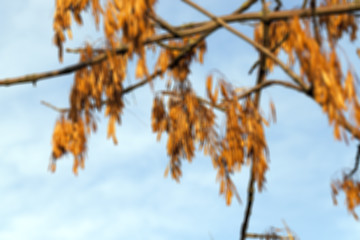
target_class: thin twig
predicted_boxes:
[234,0,258,14]
[148,13,183,38]
[246,233,290,239]
[274,0,282,11]
[254,0,270,107]
[161,90,225,112]
[41,101,68,113]
[302,0,309,9]
[345,144,360,179]
[248,33,289,75]
[311,0,322,45]
[155,41,189,51]
[237,80,303,99]
[241,171,255,240]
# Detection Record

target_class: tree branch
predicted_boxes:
[70,4,360,55]
[240,1,270,238]
[0,48,127,87]
[181,0,309,93]
[241,172,255,240]
[172,3,360,34]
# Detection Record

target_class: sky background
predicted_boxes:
[0,0,360,239]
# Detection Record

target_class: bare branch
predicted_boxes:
[302,0,309,9]
[237,80,303,100]
[241,168,255,240]
[254,0,270,106]
[274,0,282,11]
[240,1,269,238]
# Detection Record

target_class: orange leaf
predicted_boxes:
[164,165,170,178]
[225,188,233,205]
[334,124,341,140]
[270,100,277,123]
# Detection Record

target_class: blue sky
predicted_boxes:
[0,1,359,239]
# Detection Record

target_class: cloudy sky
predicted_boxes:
[0,1,360,239]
